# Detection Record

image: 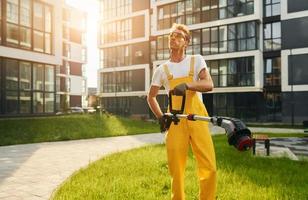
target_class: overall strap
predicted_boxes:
[163,64,173,80]
[189,56,195,77]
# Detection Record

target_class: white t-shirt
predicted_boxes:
[151,54,208,101]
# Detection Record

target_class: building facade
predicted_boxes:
[98,0,151,117]
[60,4,87,111]
[98,0,308,123]
[0,0,87,117]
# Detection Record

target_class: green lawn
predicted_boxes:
[0,114,159,146]
[52,134,308,200]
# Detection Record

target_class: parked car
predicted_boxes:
[69,107,84,114]
[83,107,96,114]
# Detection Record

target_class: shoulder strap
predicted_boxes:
[163,64,173,80]
[189,56,195,77]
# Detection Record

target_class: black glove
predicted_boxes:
[158,115,172,133]
[173,83,188,96]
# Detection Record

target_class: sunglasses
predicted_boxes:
[169,32,186,40]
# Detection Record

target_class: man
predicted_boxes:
[147,23,216,200]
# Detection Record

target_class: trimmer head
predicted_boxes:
[228,128,253,151]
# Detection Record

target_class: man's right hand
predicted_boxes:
[158,115,172,133]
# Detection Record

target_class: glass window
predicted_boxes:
[219,7,227,19]
[6,23,19,45]
[6,59,18,90]
[34,2,44,30]
[202,28,210,43]
[211,27,218,42]
[247,22,255,37]
[219,0,227,7]
[20,91,31,113]
[45,65,54,92]
[6,91,18,114]
[237,23,246,39]
[272,22,281,38]
[20,27,31,48]
[247,38,256,50]
[228,24,236,39]
[45,33,51,54]
[45,6,52,33]
[219,26,227,53]
[34,31,44,52]
[264,23,271,39]
[246,2,254,14]
[7,0,19,24]
[264,0,280,17]
[20,0,31,27]
[33,63,44,91]
[45,93,54,113]
[33,92,44,113]
[193,30,201,44]
[20,62,31,90]
[264,22,281,51]
[265,59,272,73]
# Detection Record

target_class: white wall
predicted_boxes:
[69,75,86,95]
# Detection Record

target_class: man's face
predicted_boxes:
[168,29,188,50]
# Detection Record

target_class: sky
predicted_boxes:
[66,0,100,88]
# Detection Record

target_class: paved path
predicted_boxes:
[0,133,164,200]
[0,126,305,200]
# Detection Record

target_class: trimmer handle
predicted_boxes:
[169,90,186,115]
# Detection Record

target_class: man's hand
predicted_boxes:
[158,115,172,133]
[173,83,188,96]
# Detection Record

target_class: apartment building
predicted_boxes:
[98,0,151,117]
[99,0,308,123]
[60,4,87,111]
[0,0,87,117]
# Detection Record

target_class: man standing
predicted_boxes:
[147,23,216,200]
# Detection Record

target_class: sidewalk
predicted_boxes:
[0,127,305,200]
[0,133,164,200]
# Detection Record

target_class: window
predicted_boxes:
[33,92,44,113]
[104,19,131,43]
[45,65,54,92]
[208,56,254,87]
[157,0,254,30]
[19,62,31,90]
[154,21,258,60]
[189,30,201,54]
[1,58,55,114]
[156,35,169,60]
[34,30,44,52]
[45,93,54,113]
[102,70,135,93]
[103,0,132,20]
[6,59,18,90]
[288,54,308,85]
[202,28,210,55]
[6,23,19,45]
[264,22,281,51]
[7,0,18,24]
[103,45,132,68]
[19,62,31,114]
[264,57,281,86]
[264,0,280,17]
[33,63,44,91]
[5,0,52,53]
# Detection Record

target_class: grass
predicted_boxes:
[52,134,308,200]
[0,114,159,146]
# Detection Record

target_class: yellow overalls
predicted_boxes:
[164,56,217,200]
